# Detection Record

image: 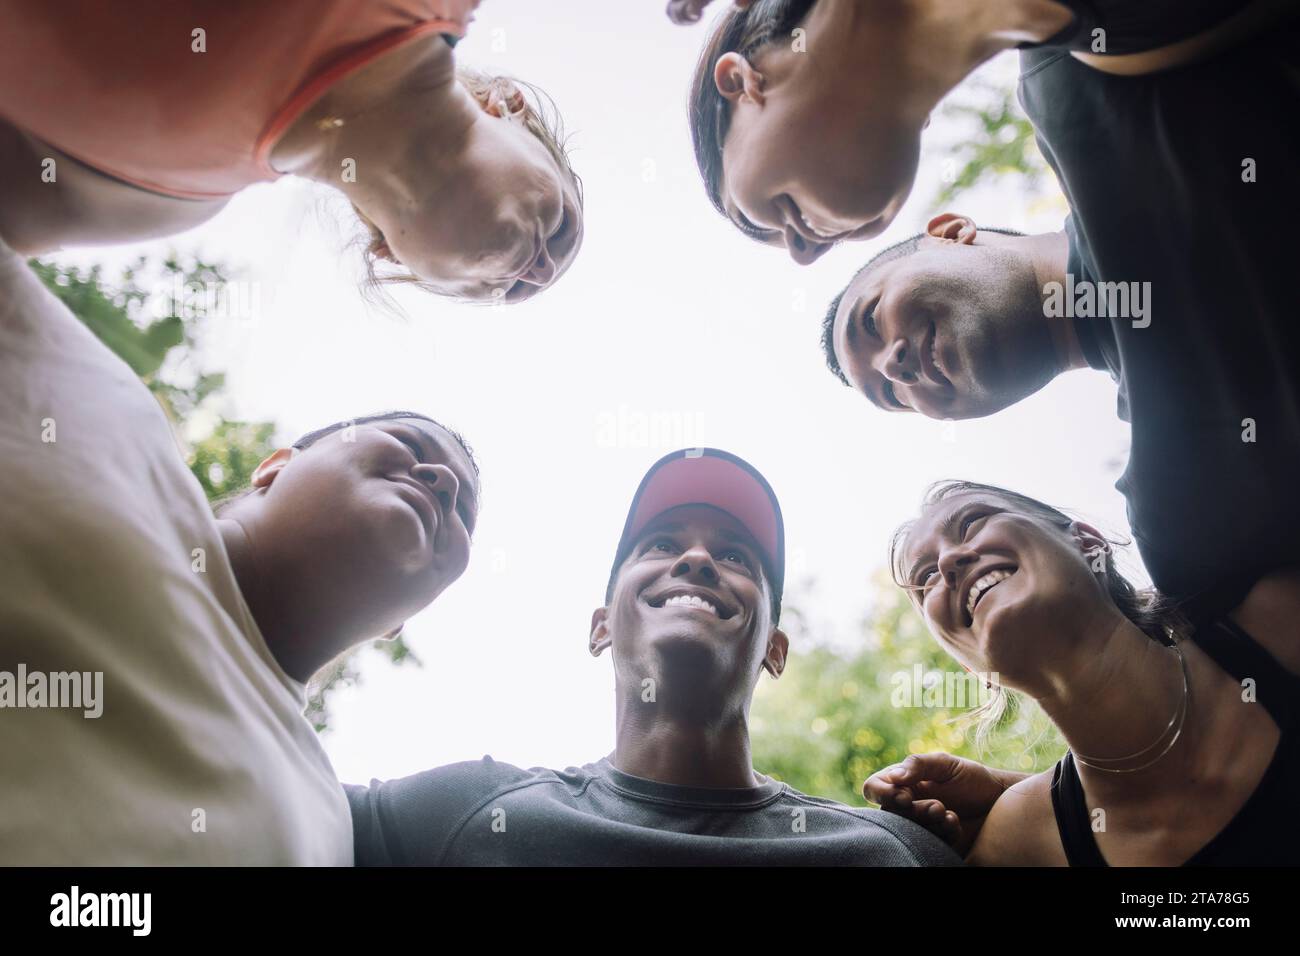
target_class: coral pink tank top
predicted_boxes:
[0,0,479,199]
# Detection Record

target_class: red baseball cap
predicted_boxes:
[607,448,785,616]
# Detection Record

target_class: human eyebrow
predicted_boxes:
[905,504,989,584]
[717,526,758,550]
[639,522,684,544]
[844,299,860,346]
[904,511,953,586]
[715,528,760,561]
[904,546,934,589]
[841,296,904,413]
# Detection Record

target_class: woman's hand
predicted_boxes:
[863,752,1027,856]
[666,0,753,26]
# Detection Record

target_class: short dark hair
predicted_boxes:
[213,411,479,516]
[820,227,1027,387]
[292,410,479,479]
[689,0,819,239]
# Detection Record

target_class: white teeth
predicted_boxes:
[800,212,838,240]
[662,594,719,616]
[966,569,1014,619]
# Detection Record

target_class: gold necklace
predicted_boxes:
[1073,641,1191,775]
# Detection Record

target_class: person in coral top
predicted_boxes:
[0,0,583,304]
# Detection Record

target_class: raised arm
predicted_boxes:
[0,120,226,256]
[1073,0,1296,76]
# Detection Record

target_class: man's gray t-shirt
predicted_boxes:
[346,755,961,866]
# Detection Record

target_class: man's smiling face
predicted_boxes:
[599,504,782,699]
[831,238,1055,420]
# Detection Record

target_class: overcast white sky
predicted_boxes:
[55,1,1136,784]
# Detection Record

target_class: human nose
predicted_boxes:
[783,226,831,266]
[672,542,720,584]
[518,242,557,287]
[412,463,461,520]
[937,545,979,591]
[875,335,919,386]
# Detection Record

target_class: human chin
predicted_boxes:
[968,571,1048,678]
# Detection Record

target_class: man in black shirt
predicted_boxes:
[818,5,1299,620]
[346,448,960,865]
[822,199,1299,621]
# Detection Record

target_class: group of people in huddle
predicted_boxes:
[1,0,1297,866]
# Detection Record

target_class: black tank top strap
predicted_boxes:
[1189,617,1300,732]
[1049,751,1108,867]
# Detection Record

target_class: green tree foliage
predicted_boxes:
[29,254,273,488]
[31,253,419,733]
[929,79,1058,211]
[752,574,1064,806]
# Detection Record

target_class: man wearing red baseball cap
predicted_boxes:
[346,448,959,865]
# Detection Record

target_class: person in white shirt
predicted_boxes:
[0,238,480,864]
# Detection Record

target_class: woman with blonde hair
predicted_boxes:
[0,0,583,304]
[867,480,1300,866]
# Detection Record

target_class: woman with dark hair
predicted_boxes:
[866,480,1300,865]
[0,232,480,862]
[0,0,583,304]
[680,0,1291,264]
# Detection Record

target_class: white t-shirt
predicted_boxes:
[0,243,352,864]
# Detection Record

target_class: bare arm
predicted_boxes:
[0,121,226,255]
[1072,0,1296,76]
[966,770,1066,866]
[864,752,1030,855]
[1229,566,1300,675]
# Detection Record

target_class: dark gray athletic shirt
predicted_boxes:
[345,755,962,866]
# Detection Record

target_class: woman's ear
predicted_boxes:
[485,81,527,118]
[1068,520,1111,572]
[713,52,765,106]
[925,213,978,244]
[589,607,612,657]
[250,447,295,489]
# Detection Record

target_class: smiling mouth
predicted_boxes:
[920,322,953,388]
[646,589,736,620]
[778,195,857,245]
[963,566,1017,626]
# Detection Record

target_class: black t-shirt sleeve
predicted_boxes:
[1028,0,1251,54]
[346,756,531,866]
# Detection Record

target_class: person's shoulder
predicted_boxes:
[1227,567,1300,677]
[350,754,557,803]
[347,755,574,865]
[967,768,1064,866]
[778,786,964,866]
